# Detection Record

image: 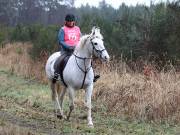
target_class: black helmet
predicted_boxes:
[65,14,75,22]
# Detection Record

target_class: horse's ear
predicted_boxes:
[92,26,96,30]
[91,26,100,35]
[91,27,95,35]
[96,28,100,33]
[91,26,96,35]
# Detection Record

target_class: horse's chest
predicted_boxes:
[63,68,93,89]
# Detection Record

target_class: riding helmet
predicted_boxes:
[65,14,75,22]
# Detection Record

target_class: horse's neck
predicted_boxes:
[74,43,92,70]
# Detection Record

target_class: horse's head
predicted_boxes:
[89,26,110,62]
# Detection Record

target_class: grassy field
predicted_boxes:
[0,68,180,135]
[0,43,180,134]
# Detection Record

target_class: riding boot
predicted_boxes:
[52,52,66,84]
[93,74,100,82]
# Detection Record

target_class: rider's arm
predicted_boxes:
[58,28,71,49]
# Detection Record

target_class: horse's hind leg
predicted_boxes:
[50,82,64,119]
[67,87,75,120]
[58,86,66,110]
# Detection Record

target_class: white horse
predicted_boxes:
[45,27,110,127]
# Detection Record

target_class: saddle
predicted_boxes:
[53,53,71,86]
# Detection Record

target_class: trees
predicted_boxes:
[0,0,75,25]
[0,0,19,25]
[0,0,179,65]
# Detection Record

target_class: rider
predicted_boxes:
[58,14,81,55]
[53,14,100,83]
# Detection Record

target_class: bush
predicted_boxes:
[29,25,59,60]
[8,24,59,60]
[0,25,9,47]
[10,24,31,42]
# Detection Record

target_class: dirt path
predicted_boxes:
[0,97,104,135]
[0,99,83,135]
[0,68,97,134]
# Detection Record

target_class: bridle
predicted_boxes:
[73,35,107,89]
[90,37,106,59]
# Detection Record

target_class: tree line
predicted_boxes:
[0,0,179,68]
[0,0,75,25]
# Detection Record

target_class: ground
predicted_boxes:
[0,68,180,135]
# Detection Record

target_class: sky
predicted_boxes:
[74,0,172,9]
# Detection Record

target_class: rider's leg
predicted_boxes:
[52,50,66,83]
[52,48,74,83]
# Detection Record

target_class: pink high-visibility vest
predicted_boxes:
[64,26,80,46]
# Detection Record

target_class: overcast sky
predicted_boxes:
[74,0,173,9]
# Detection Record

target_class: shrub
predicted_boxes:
[29,25,59,60]
[0,25,9,47]
[10,24,31,42]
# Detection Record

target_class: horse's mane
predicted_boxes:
[75,34,90,51]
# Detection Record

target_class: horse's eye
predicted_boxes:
[94,43,98,45]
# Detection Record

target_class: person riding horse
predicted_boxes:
[46,26,110,127]
[53,14,100,83]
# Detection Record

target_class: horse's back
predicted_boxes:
[45,52,61,79]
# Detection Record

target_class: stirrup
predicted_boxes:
[93,75,100,82]
[52,73,59,83]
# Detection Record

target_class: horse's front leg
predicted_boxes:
[85,84,94,127]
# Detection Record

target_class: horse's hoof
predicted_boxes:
[88,123,94,128]
[78,115,87,120]
[63,115,67,120]
[57,114,67,119]
[66,116,70,121]
[57,114,63,119]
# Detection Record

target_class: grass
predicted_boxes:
[0,68,52,112]
[0,68,180,134]
[0,42,180,134]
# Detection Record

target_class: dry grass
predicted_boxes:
[94,62,180,123]
[0,42,47,83]
[0,42,180,123]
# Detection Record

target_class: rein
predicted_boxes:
[73,53,92,89]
